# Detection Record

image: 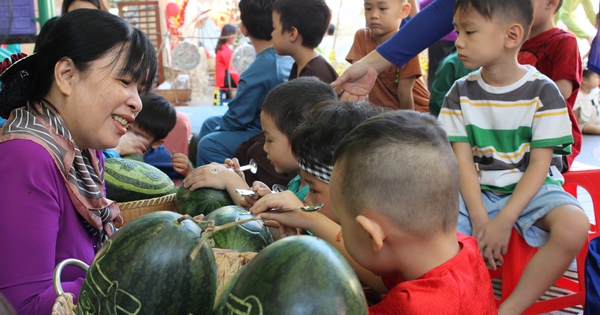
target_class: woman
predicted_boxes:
[0,9,157,314]
[215,24,240,96]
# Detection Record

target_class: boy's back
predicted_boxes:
[518,25,582,171]
[346,29,429,111]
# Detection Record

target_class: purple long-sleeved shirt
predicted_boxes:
[0,139,95,314]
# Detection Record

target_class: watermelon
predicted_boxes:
[104,158,175,202]
[122,154,144,162]
[76,211,217,315]
[175,185,233,216]
[203,205,273,252]
[213,235,368,315]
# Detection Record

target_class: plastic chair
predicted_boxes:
[488,167,600,314]
[163,111,192,158]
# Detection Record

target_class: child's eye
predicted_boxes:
[380,7,388,10]
[466,31,474,35]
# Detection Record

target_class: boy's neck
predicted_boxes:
[481,54,528,87]
[389,231,460,281]
[581,86,592,94]
[528,19,555,39]
[290,47,319,78]
[249,37,273,55]
[371,27,401,46]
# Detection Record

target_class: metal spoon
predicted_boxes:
[271,184,287,192]
[268,203,325,212]
[236,159,257,174]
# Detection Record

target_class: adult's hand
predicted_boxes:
[331,50,391,102]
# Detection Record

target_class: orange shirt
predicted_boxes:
[346,28,430,112]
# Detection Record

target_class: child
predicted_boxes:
[345,0,430,112]
[574,69,600,134]
[103,91,180,179]
[251,110,497,313]
[428,51,474,117]
[215,24,240,98]
[555,0,597,45]
[438,0,590,314]
[271,0,338,83]
[195,0,293,166]
[519,0,582,172]
[173,77,337,206]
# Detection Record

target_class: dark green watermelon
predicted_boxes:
[104,158,175,202]
[203,205,273,252]
[175,185,233,216]
[122,154,144,162]
[76,211,217,315]
[213,235,368,315]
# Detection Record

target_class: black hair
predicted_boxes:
[333,110,459,236]
[262,76,337,139]
[0,9,157,119]
[291,100,384,169]
[239,0,276,41]
[136,92,177,142]
[454,0,533,39]
[61,0,108,13]
[583,69,598,79]
[557,0,563,13]
[273,0,331,48]
[216,24,237,54]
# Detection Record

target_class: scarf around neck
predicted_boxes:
[0,102,121,249]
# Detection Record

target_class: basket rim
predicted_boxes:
[117,193,176,210]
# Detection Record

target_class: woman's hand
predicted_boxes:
[331,62,379,102]
[183,163,239,191]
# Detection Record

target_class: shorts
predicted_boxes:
[457,184,582,247]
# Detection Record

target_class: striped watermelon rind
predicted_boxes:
[175,185,233,216]
[76,211,217,315]
[104,158,175,202]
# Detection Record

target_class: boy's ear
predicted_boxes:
[356,213,386,252]
[54,57,75,96]
[288,26,299,43]
[400,2,411,18]
[505,22,525,48]
[151,139,165,149]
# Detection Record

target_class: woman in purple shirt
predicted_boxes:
[0,10,157,314]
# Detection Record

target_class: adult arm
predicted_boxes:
[557,0,595,40]
[332,0,455,100]
[0,141,86,315]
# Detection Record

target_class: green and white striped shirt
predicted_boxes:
[438,66,573,194]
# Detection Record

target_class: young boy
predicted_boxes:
[252,110,497,313]
[194,0,293,166]
[428,51,474,117]
[519,0,582,172]
[345,0,430,112]
[574,69,600,134]
[173,77,337,206]
[438,0,590,314]
[103,91,180,179]
[271,0,338,83]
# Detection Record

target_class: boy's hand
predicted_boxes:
[475,216,513,270]
[239,181,272,207]
[183,163,239,191]
[172,152,192,177]
[249,191,314,231]
[223,157,246,180]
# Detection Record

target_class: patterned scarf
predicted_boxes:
[0,102,121,249]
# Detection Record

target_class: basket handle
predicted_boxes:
[53,259,90,297]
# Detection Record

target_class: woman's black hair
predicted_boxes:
[215,24,237,54]
[0,9,157,119]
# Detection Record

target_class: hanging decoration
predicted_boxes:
[166,0,190,36]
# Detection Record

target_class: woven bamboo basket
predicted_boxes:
[116,193,177,228]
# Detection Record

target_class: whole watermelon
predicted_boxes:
[213,235,368,315]
[104,158,175,202]
[175,185,233,216]
[76,211,217,315]
[204,205,273,252]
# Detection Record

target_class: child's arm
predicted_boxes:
[555,79,574,102]
[478,147,554,269]
[182,163,251,206]
[397,76,416,110]
[250,194,388,294]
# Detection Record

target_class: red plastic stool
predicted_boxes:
[488,167,599,314]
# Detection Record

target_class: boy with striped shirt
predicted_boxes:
[438,0,589,314]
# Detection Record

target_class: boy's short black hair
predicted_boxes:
[557,0,563,12]
[136,92,177,142]
[262,76,337,139]
[333,111,459,237]
[239,0,275,41]
[291,100,384,172]
[454,0,533,40]
[273,0,332,48]
[583,69,598,79]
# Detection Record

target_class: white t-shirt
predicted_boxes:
[574,87,600,125]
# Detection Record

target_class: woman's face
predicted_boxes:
[59,48,142,151]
